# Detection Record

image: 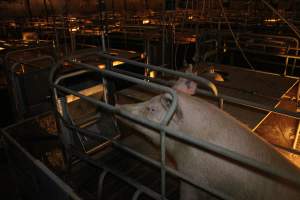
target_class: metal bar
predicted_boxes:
[132,190,142,200]
[112,67,300,120]
[4,46,53,65]
[228,47,300,60]
[67,125,231,200]
[196,88,300,119]
[71,148,164,200]
[244,32,299,72]
[2,130,81,200]
[51,76,300,188]
[50,60,300,200]
[97,170,108,200]
[51,63,178,199]
[9,55,55,120]
[67,51,219,96]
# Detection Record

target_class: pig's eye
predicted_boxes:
[146,106,155,112]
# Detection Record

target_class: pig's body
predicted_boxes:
[120,91,300,200]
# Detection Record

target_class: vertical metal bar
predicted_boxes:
[293,80,300,150]
[284,57,289,76]
[132,190,142,200]
[97,171,108,200]
[219,98,224,110]
[160,130,166,199]
[103,59,115,105]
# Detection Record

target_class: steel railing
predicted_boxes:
[50,52,300,200]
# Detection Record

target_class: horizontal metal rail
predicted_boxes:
[50,63,180,200]
[110,67,300,120]
[229,47,300,60]
[57,115,230,200]
[4,46,54,65]
[66,51,219,96]
[50,60,300,200]
[52,79,300,187]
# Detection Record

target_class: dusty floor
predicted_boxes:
[255,85,300,167]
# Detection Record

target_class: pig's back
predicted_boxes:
[177,93,300,171]
[174,93,300,199]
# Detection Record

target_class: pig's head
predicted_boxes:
[117,71,198,146]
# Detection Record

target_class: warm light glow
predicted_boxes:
[97,61,124,70]
[223,43,227,53]
[4,43,12,47]
[264,18,280,23]
[142,19,150,24]
[22,32,38,41]
[0,47,5,51]
[188,16,193,20]
[98,64,105,69]
[70,27,80,32]
[9,22,16,27]
[69,17,77,22]
[149,71,156,78]
[66,85,104,103]
[113,60,124,66]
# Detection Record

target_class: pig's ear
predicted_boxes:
[172,78,197,95]
[172,64,198,95]
[160,93,183,120]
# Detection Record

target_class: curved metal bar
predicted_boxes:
[69,126,231,200]
[72,148,164,200]
[50,62,178,200]
[97,170,108,200]
[51,83,300,188]
[66,52,219,96]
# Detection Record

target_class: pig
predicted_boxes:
[118,75,300,199]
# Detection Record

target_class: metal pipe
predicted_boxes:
[132,190,142,200]
[2,129,81,200]
[97,170,108,200]
[244,32,299,72]
[50,62,300,190]
[68,51,219,96]
[9,55,55,120]
[64,123,230,200]
[72,148,164,200]
[4,46,53,66]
